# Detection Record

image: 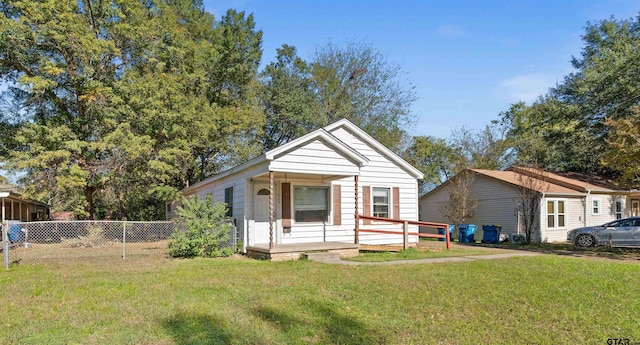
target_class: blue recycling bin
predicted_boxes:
[8,222,22,242]
[482,225,502,244]
[437,225,454,241]
[459,224,478,243]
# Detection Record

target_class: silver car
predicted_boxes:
[567,217,640,247]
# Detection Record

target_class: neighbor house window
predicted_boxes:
[547,200,566,228]
[224,187,234,217]
[592,199,600,215]
[615,200,623,219]
[294,186,328,222]
[372,187,390,218]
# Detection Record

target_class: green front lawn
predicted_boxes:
[1,255,639,344]
[347,247,506,262]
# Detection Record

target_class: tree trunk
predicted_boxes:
[85,186,95,220]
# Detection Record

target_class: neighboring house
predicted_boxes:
[171,119,424,252]
[0,189,50,222]
[419,166,638,243]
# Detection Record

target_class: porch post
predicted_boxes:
[269,171,274,249]
[354,175,359,244]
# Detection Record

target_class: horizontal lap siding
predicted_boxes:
[420,175,523,240]
[586,194,617,225]
[541,197,583,243]
[270,140,359,175]
[349,137,420,244]
[183,162,269,246]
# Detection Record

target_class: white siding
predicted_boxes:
[539,197,583,243]
[179,122,423,249]
[183,161,269,251]
[586,194,618,225]
[280,131,421,246]
[270,139,360,175]
[349,136,420,245]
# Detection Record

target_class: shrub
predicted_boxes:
[168,195,233,258]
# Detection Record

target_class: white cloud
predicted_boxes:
[436,25,467,38]
[499,73,559,103]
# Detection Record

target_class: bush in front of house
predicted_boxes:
[168,195,233,258]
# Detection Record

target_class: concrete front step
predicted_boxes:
[303,251,341,262]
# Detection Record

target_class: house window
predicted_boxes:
[592,199,600,215]
[294,186,328,222]
[372,187,390,218]
[224,187,234,217]
[547,200,565,228]
[615,201,623,219]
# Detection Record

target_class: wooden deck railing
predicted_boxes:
[356,215,451,250]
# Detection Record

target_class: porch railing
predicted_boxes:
[356,215,451,250]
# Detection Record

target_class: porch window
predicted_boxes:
[224,187,234,217]
[372,187,390,218]
[294,186,328,222]
[591,198,600,215]
[547,200,565,229]
[615,200,623,219]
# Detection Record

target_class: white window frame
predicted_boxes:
[372,187,391,218]
[293,184,330,224]
[546,199,566,229]
[591,198,600,215]
[615,200,623,219]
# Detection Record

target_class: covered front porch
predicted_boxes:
[246,241,360,261]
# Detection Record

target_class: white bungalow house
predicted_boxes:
[172,119,424,259]
[419,166,638,243]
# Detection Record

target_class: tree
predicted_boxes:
[311,41,417,151]
[168,194,234,258]
[259,44,321,150]
[602,109,640,187]
[449,122,514,171]
[402,136,460,194]
[500,16,640,181]
[440,170,477,229]
[0,1,264,219]
[257,40,417,152]
[513,167,547,244]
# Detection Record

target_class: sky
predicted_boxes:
[203,0,640,138]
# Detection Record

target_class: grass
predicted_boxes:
[1,252,640,344]
[347,247,505,262]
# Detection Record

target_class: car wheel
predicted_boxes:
[576,234,595,247]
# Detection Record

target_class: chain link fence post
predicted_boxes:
[2,219,9,270]
[122,220,126,260]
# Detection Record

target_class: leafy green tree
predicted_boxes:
[500,16,640,180]
[402,136,460,193]
[0,1,264,219]
[449,122,514,171]
[602,108,640,187]
[168,194,233,258]
[310,41,417,151]
[259,44,321,150]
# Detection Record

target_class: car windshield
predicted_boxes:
[605,219,639,227]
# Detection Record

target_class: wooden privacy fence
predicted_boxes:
[356,215,451,250]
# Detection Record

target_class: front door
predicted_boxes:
[253,184,271,244]
[632,200,639,217]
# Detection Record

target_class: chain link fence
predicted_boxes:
[1,220,238,268]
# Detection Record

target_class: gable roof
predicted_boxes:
[471,169,584,195]
[183,118,419,194]
[265,126,369,166]
[420,166,625,200]
[506,166,620,193]
[324,119,424,179]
